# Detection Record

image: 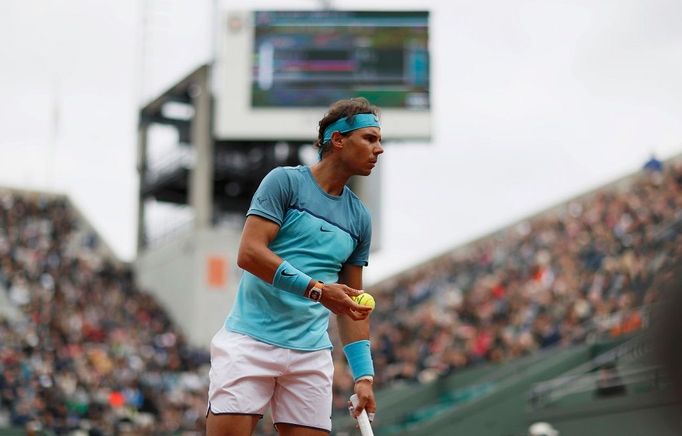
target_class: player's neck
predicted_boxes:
[310,160,351,196]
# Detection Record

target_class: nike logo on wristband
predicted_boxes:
[281,270,297,277]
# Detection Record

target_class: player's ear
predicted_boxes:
[331,131,345,152]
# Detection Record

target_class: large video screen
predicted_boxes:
[251,11,430,109]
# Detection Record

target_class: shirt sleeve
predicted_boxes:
[246,167,292,226]
[346,214,372,266]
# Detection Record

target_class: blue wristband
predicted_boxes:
[343,340,374,381]
[272,261,312,296]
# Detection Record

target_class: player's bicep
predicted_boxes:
[237,215,281,275]
[241,215,280,246]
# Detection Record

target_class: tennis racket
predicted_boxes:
[349,394,374,436]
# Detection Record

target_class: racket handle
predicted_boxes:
[350,394,374,436]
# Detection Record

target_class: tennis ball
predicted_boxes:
[352,293,376,310]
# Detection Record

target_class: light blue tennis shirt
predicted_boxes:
[225,165,372,351]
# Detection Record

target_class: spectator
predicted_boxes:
[643,153,663,173]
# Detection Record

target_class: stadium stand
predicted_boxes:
[0,190,210,434]
[1,156,680,435]
[334,156,680,386]
[329,157,682,431]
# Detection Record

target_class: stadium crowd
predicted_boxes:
[331,157,682,410]
[1,158,681,433]
[0,194,209,434]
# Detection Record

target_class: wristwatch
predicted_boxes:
[306,281,324,302]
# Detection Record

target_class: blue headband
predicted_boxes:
[322,113,381,144]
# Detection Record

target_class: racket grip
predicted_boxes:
[350,394,374,436]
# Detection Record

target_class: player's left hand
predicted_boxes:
[319,283,371,320]
[349,379,376,422]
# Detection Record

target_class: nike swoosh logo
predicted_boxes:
[281,271,297,277]
[320,226,333,233]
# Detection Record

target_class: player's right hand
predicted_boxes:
[319,283,371,320]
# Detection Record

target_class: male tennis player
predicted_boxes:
[207,97,382,435]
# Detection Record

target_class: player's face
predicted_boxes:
[340,127,383,176]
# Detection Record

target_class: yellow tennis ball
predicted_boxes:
[352,293,376,310]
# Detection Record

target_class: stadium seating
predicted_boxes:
[332,158,681,400]
[0,190,210,434]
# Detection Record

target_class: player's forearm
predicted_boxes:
[238,241,318,296]
[337,313,370,345]
[336,263,370,344]
[339,314,374,384]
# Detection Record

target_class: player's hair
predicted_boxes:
[315,97,380,158]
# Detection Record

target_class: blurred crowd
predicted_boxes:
[330,158,682,411]
[0,193,209,434]
[1,158,681,434]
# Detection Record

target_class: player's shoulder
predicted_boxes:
[344,187,371,217]
[264,165,306,183]
[267,165,301,174]
[344,186,364,204]
[271,165,307,177]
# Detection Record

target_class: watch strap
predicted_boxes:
[305,281,324,302]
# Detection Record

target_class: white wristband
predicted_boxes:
[355,375,374,384]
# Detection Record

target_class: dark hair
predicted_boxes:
[314,97,380,158]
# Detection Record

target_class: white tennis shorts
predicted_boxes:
[207,328,334,432]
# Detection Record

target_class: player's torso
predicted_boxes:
[226,166,369,350]
[270,174,364,282]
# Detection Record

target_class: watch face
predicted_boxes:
[309,289,322,301]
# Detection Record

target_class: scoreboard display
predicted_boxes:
[251,11,429,109]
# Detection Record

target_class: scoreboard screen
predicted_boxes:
[251,11,430,109]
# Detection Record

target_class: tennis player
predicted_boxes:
[207,97,382,435]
